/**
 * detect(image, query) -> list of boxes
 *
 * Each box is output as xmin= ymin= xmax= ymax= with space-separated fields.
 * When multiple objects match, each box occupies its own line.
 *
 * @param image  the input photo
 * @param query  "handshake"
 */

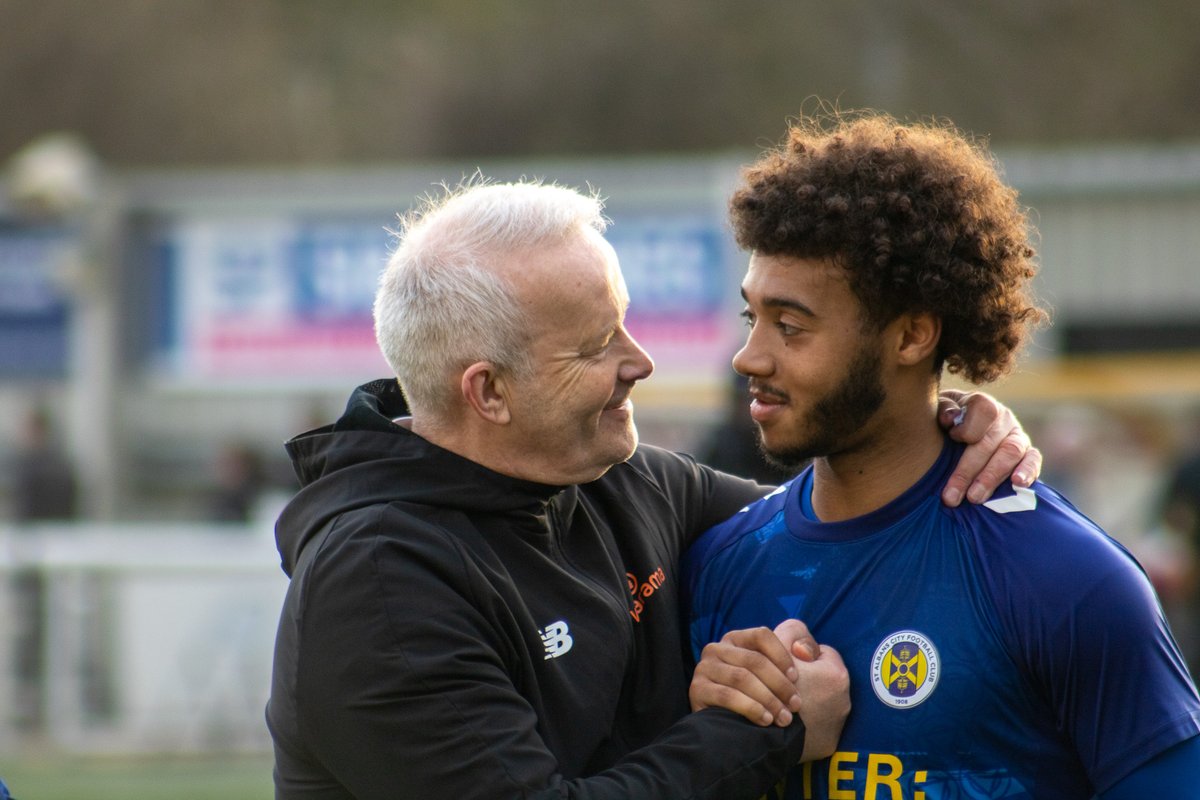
xmin=689 ymin=620 xmax=851 ymax=764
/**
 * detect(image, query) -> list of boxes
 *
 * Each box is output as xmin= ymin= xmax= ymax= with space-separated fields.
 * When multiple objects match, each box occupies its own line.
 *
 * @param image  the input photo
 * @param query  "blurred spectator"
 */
xmin=1025 ymin=405 xmax=1095 ymax=503
xmin=7 ymin=404 xmax=78 ymax=523
xmin=1161 ymin=444 xmax=1200 ymax=550
xmin=5 ymin=403 xmax=80 ymax=734
xmin=205 ymin=441 xmax=268 ymax=523
xmin=1154 ymin=414 xmax=1200 ymax=669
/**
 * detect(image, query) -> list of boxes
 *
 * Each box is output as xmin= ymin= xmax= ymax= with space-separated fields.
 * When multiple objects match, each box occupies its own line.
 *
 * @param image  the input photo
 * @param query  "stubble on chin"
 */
xmin=758 ymin=347 xmax=886 ymax=472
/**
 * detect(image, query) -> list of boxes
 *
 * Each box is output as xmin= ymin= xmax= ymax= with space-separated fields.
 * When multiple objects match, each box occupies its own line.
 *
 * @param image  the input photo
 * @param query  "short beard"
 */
xmin=761 ymin=344 xmax=887 ymax=472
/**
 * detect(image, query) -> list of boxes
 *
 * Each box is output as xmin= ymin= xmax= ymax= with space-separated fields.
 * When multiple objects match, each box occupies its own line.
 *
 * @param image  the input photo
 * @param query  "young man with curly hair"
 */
xmin=683 ymin=113 xmax=1200 ymax=797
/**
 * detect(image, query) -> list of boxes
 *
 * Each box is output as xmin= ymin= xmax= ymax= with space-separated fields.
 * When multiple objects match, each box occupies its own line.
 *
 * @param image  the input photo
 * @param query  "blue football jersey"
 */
xmin=684 ymin=439 xmax=1200 ymax=798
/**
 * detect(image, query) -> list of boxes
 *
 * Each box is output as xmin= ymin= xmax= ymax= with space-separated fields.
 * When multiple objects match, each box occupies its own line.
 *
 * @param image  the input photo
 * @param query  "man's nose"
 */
xmin=618 ymin=327 xmax=654 ymax=382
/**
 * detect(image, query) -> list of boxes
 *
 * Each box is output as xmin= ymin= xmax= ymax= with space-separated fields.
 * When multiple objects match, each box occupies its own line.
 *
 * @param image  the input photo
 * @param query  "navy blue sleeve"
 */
xmin=968 ymin=483 xmax=1200 ymax=791
xmin=1098 ymin=735 xmax=1200 ymax=799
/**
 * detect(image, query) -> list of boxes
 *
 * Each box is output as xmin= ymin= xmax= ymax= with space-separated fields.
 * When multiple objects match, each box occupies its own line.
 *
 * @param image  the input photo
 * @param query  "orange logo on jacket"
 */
xmin=626 ymin=566 xmax=666 ymax=622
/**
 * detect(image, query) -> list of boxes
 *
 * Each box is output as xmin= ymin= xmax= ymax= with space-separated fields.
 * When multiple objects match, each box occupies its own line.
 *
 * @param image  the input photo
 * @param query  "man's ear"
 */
xmin=461 ymin=362 xmax=512 ymax=425
xmin=895 ymin=312 xmax=942 ymax=366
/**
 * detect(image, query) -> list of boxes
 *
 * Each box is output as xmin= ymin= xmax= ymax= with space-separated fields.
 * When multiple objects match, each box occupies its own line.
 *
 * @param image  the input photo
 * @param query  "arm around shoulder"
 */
xmin=627 ymin=445 xmax=773 ymax=542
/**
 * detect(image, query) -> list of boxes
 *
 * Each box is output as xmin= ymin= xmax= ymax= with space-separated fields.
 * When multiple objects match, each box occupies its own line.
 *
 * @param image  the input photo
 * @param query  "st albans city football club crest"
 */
xmin=871 ymin=630 xmax=940 ymax=709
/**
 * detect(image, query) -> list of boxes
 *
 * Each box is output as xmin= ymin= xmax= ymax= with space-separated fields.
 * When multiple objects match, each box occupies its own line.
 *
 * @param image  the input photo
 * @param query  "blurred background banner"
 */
xmin=0 ymin=224 xmax=71 ymax=378
xmin=153 ymin=216 xmax=391 ymax=382
xmin=147 ymin=208 xmax=738 ymax=385
xmin=608 ymin=213 xmax=738 ymax=379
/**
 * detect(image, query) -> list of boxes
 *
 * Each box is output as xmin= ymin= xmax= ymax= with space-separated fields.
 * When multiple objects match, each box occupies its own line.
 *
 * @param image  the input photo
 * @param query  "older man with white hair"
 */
xmin=266 ymin=179 xmax=1037 ymax=799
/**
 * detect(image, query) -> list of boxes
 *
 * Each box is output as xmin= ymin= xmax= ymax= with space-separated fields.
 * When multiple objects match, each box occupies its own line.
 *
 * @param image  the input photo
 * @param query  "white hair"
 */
xmin=374 ymin=178 xmax=609 ymax=417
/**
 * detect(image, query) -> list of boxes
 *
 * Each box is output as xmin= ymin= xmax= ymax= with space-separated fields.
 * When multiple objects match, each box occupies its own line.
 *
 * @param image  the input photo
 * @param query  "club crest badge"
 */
xmin=871 ymin=630 xmax=940 ymax=709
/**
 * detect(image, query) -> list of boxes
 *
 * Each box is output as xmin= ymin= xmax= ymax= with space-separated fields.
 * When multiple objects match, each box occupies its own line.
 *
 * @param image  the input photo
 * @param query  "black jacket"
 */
xmin=267 ymin=380 xmax=805 ymax=799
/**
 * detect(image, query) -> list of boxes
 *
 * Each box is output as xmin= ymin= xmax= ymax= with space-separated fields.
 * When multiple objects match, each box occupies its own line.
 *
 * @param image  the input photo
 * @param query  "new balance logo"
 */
xmin=539 ymin=620 xmax=574 ymax=660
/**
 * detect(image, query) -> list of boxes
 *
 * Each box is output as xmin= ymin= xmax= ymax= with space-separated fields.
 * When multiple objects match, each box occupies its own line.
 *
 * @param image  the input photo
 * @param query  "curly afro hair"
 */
xmin=730 ymin=111 xmax=1048 ymax=384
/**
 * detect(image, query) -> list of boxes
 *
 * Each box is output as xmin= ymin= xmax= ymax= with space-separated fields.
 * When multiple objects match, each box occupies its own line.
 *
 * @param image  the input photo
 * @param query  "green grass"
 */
xmin=0 ymin=753 xmax=274 ymax=800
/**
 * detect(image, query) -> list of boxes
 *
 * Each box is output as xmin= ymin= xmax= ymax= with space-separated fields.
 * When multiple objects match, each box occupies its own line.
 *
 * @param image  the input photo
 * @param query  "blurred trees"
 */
xmin=1 ymin=0 xmax=1197 ymax=167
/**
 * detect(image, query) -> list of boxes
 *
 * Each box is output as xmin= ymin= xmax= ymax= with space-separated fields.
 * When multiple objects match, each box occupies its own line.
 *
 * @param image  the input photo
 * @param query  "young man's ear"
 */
xmin=461 ymin=362 xmax=512 ymax=424
xmin=895 ymin=312 xmax=942 ymax=366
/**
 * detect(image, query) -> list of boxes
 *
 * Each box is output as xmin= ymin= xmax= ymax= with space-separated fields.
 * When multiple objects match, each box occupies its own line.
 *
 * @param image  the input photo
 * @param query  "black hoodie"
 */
xmin=267 ymin=380 xmax=807 ymax=799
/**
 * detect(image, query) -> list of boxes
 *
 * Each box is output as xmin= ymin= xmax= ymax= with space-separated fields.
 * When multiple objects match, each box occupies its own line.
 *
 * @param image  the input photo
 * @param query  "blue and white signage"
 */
xmin=0 ymin=225 xmax=72 ymax=378
xmin=158 ymin=217 xmax=392 ymax=380
xmin=154 ymin=213 xmax=739 ymax=384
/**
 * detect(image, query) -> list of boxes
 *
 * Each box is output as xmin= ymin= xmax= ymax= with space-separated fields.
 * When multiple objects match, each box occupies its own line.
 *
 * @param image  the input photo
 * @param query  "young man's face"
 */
xmin=503 ymin=228 xmax=655 ymax=485
xmin=732 ymin=253 xmax=887 ymax=471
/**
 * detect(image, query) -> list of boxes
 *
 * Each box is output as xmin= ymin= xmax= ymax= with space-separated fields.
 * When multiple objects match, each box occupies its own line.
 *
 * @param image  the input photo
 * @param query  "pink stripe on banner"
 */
xmin=193 ymin=322 xmax=387 ymax=377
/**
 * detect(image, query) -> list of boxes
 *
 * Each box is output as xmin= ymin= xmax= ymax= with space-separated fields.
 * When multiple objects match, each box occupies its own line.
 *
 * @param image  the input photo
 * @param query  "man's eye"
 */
xmin=584 ymin=338 xmax=613 ymax=357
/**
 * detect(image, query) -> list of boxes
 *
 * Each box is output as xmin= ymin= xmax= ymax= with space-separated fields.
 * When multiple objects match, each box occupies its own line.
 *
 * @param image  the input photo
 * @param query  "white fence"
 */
xmin=0 ymin=522 xmax=287 ymax=755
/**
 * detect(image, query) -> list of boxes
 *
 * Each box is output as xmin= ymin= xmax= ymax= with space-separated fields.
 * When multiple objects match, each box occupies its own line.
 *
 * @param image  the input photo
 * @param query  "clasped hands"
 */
xmin=689 ymin=620 xmax=850 ymax=763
